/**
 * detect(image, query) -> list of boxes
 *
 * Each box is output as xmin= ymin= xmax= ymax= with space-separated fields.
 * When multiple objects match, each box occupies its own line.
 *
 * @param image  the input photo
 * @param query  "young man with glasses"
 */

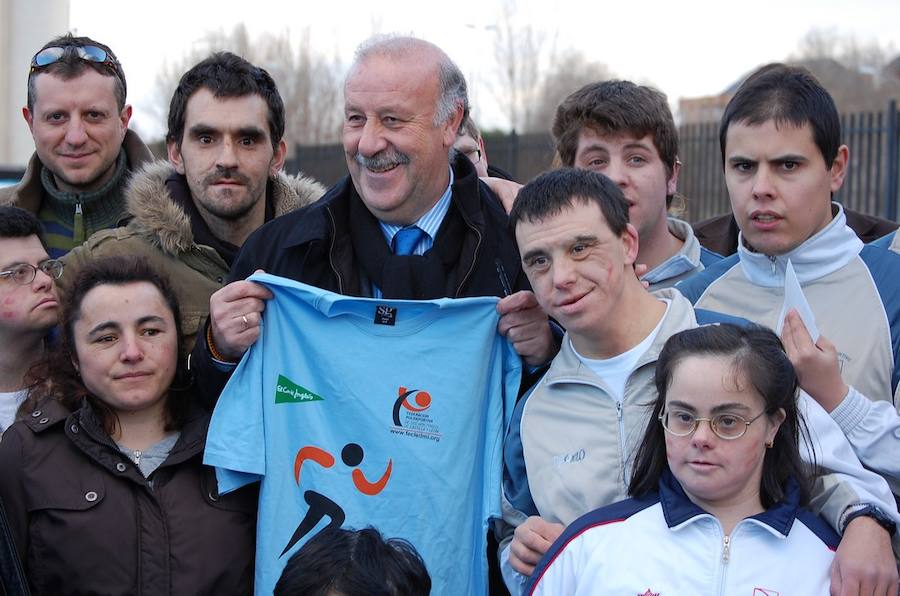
xmin=499 ymin=168 xmax=900 ymax=595
xmin=0 ymin=34 xmax=152 ymax=258
xmin=0 ymin=207 xmax=62 ymax=438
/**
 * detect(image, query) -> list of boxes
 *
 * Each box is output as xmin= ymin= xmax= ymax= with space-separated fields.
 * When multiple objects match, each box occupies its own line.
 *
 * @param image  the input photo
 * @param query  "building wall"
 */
xmin=1 ymin=0 xmax=70 ymax=167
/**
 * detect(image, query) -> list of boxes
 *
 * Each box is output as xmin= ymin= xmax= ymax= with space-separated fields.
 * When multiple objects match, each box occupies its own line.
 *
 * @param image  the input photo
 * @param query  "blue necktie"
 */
xmin=392 ymin=226 xmax=426 ymax=255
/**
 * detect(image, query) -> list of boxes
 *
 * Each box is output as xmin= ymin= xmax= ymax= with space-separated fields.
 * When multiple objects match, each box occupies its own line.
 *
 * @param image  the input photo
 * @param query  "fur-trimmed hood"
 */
xmin=123 ymin=160 xmax=325 ymax=255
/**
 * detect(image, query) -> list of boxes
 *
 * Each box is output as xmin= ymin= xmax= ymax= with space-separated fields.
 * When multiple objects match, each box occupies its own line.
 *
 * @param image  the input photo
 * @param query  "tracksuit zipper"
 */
xmin=717 ymin=533 xmax=730 ymax=595
xmin=768 ymin=255 xmax=777 ymax=276
xmin=616 ymin=401 xmax=626 ymax=473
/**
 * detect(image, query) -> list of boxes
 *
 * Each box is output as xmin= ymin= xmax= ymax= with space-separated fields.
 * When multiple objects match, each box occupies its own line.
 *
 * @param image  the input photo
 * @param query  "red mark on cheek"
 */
xmin=2 ymin=297 xmax=14 ymax=305
xmin=1 ymin=311 xmax=15 ymax=319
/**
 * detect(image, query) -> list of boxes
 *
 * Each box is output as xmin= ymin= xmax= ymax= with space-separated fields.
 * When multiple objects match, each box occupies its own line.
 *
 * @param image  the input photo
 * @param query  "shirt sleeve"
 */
xmin=203 ymin=320 xmax=268 ymax=494
xmin=798 ymin=390 xmax=900 ymax=531
xmin=830 ymin=386 xmax=900 ymax=489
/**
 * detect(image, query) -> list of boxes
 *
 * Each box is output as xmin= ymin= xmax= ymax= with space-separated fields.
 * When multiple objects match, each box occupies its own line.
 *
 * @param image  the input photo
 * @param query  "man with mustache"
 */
xmin=191 ymin=35 xmax=556 ymax=402
xmin=61 ymin=52 xmax=324 ymax=349
xmin=0 ymin=34 xmax=153 ymax=258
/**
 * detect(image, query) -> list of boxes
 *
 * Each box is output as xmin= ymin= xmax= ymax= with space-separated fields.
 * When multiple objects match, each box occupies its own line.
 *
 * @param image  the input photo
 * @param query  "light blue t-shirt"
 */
xmin=204 ymin=274 xmax=521 ymax=596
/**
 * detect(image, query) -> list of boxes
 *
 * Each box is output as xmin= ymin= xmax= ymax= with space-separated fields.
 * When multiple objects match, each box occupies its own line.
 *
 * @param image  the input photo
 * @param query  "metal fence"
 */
xmin=288 ymin=100 xmax=900 ymax=223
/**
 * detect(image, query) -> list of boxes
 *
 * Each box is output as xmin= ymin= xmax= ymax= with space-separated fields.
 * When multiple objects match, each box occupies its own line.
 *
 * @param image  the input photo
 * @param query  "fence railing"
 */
xmin=288 ymin=100 xmax=900 ymax=223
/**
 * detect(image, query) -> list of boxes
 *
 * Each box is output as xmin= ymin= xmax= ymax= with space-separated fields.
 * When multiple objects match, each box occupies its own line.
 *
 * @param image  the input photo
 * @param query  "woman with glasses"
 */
xmin=0 ymin=256 xmax=256 ymax=595
xmin=527 ymin=324 xmax=835 ymax=595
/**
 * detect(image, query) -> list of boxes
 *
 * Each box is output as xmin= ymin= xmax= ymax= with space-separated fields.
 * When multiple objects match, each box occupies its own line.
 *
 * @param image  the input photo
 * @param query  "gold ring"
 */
xmin=242 ymin=314 xmax=249 ymax=327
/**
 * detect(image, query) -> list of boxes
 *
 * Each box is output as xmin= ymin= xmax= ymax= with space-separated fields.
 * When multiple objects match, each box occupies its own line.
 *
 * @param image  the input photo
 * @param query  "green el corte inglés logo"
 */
xmin=275 ymin=375 xmax=324 ymax=404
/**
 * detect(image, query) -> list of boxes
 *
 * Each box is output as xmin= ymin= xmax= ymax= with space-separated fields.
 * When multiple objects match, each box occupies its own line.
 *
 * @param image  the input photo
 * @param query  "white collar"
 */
xmin=737 ymin=203 xmax=863 ymax=288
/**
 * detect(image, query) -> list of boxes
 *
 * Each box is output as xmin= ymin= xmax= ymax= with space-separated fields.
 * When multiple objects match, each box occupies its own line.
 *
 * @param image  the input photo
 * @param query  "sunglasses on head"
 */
xmin=30 ymin=44 xmax=120 ymax=74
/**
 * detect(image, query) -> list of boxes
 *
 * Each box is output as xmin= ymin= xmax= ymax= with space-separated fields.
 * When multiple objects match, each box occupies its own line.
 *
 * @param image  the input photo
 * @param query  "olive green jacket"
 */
xmin=61 ymin=161 xmax=325 ymax=349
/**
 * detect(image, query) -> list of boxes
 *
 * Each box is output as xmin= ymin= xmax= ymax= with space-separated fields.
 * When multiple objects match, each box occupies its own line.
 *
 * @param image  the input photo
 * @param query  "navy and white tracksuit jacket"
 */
xmin=528 ymin=471 xmax=837 ymax=596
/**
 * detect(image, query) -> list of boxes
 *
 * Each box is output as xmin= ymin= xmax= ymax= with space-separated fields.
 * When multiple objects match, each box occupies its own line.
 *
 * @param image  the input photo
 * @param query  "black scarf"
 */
xmin=347 ymin=191 xmax=473 ymax=300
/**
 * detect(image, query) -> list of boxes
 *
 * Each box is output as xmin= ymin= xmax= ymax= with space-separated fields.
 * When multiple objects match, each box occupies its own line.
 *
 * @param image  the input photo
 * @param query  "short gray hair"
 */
xmin=350 ymin=35 xmax=469 ymax=127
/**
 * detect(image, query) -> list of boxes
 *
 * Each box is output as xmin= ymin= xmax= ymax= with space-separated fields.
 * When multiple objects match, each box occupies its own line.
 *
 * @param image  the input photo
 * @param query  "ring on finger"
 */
xmin=242 ymin=314 xmax=249 ymax=328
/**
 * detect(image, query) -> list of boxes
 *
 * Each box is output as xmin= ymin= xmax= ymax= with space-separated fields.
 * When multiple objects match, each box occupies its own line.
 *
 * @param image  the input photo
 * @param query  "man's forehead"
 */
xmin=0 ymin=236 xmax=49 ymax=268
xmin=32 ymin=69 xmax=118 ymax=105
xmin=184 ymin=89 xmax=270 ymax=131
xmin=345 ymin=53 xmax=439 ymax=97
xmin=517 ymin=200 xmax=613 ymax=241
xmin=577 ymin=128 xmax=657 ymax=151
xmin=724 ymin=118 xmax=818 ymax=155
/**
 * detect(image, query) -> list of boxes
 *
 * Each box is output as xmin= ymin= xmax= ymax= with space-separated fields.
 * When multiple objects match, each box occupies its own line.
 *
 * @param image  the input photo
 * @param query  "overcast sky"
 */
xmin=68 ymin=0 xmax=900 ymax=140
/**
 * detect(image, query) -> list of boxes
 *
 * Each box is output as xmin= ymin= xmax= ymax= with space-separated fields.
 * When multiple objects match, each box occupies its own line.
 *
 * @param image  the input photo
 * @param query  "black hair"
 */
xmin=509 ymin=167 xmax=629 ymax=236
xmin=629 ymin=324 xmax=813 ymax=509
xmin=274 ymin=527 xmax=431 ymax=596
xmin=27 ymin=33 xmax=126 ymax=112
xmin=719 ymin=63 xmax=841 ymax=167
xmin=167 ymin=51 xmax=285 ymax=149
xmin=0 ymin=206 xmax=47 ymax=249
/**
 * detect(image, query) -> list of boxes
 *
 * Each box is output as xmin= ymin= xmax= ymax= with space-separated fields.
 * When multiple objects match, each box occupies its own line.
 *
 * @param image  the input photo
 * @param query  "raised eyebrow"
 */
xmin=137 ymin=315 xmax=168 ymax=327
xmin=711 ymin=403 xmax=753 ymax=414
xmin=188 ymin=124 xmax=218 ymax=138
xmin=572 ymin=234 xmax=598 ymax=244
xmin=771 ymin=154 xmax=808 ymax=164
xmin=236 ymin=127 xmax=265 ymax=140
xmin=666 ymin=400 xmax=697 ymax=412
xmin=578 ymin=143 xmax=609 ymax=156
xmin=87 ymin=321 xmax=121 ymax=337
xmin=622 ymin=142 xmax=654 ymax=153
xmin=667 ymin=401 xmax=752 ymax=414
xmin=521 ymin=248 xmax=548 ymax=263
xmin=727 ymin=155 xmax=756 ymax=165
xmin=88 ymin=315 xmax=167 ymax=337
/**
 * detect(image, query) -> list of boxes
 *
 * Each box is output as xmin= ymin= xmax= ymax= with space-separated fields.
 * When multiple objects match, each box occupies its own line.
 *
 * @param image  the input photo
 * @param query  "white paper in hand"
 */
xmin=774 ymin=259 xmax=820 ymax=342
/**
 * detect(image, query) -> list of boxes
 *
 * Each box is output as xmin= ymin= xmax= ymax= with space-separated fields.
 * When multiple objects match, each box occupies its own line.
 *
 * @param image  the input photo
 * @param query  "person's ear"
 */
xmin=667 ymin=158 xmax=681 ymax=195
xmin=829 ymin=145 xmax=849 ymax=193
xmin=270 ymin=140 xmax=287 ymax=175
xmin=167 ymin=139 xmax=185 ymax=176
xmin=23 ymin=106 xmax=35 ymax=134
xmin=766 ymin=408 xmax=787 ymax=445
xmin=621 ymin=223 xmax=640 ymax=266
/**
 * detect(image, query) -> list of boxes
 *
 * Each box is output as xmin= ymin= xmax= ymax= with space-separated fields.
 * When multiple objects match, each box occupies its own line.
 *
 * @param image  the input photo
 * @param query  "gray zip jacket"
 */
xmin=500 ymin=289 xmax=900 ymax=594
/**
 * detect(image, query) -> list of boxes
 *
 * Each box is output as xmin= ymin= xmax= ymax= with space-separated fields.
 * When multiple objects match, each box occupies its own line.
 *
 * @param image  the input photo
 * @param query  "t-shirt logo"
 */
xmin=389 ymin=386 xmax=442 ymax=442
xmin=280 ymin=442 xmax=393 ymax=557
xmin=275 ymin=374 xmax=325 ymax=404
